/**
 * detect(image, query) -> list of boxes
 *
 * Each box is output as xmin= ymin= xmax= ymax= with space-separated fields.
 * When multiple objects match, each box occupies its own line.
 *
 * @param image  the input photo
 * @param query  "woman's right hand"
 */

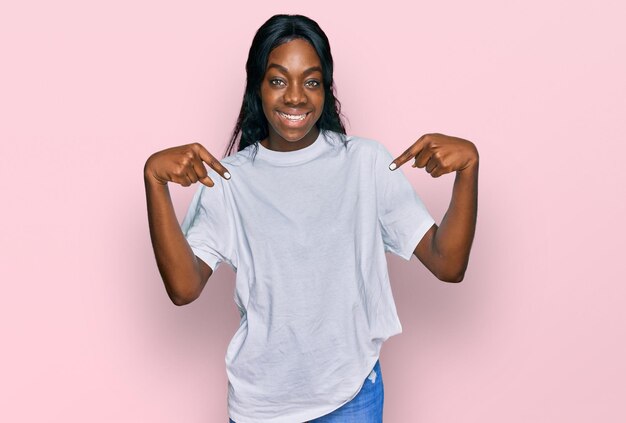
xmin=143 ymin=142 xmax=226 ymax=304
xmin=144 ymin=143 xmax=231 ymax=187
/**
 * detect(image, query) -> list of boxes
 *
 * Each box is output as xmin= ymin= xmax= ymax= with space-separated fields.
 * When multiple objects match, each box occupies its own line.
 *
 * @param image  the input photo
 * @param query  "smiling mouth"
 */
xmin=278 ymin=111 xmax=308 ymax=121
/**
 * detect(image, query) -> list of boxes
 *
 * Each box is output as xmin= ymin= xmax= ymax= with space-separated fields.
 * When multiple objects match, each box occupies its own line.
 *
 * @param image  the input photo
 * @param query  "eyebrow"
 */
xmin=267 ymin=63 xmax=323 ymax=75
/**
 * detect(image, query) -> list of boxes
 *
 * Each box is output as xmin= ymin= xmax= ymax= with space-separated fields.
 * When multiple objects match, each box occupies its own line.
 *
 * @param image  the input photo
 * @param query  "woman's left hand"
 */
xmin=389 ymin=133 xmax=479 ymax=177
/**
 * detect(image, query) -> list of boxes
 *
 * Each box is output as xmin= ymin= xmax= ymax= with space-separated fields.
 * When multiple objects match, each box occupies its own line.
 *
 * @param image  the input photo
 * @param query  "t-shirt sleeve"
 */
xmin=375 ymin=142 xmax=436 ymax=260
xmin=180 ymin=172 xmax=236 ymax=273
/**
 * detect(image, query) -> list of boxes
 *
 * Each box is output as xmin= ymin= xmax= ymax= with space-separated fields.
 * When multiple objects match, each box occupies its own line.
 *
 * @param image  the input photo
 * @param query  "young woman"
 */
xmin=144 ymin=14 xmax=478 ymax=423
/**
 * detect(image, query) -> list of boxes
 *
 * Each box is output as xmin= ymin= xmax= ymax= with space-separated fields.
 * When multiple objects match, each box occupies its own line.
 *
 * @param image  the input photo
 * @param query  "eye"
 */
xmin=305 ymin=80 xmax=320 ymax=88
xmin=269 ymin=78 xmax=286 ymax=87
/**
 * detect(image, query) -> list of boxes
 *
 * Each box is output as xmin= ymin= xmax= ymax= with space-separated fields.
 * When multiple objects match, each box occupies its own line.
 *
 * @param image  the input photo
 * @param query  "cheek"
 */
xmin=260 ymin=92 xmax=273 ymax=118
xmin=259 ymin=83 xmax=271 ymax=105
xmin=315 ymin=93 xmax=325 ymax=116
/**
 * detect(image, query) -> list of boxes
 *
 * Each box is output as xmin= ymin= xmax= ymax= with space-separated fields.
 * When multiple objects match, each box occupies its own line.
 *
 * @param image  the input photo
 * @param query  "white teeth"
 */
xmin=279 ymin=112 xmax=307 ymax=121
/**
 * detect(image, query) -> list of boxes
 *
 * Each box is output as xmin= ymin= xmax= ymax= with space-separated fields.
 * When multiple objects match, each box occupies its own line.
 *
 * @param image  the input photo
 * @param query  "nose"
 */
xmin=283 ymin=83 xmax=307 ymax=106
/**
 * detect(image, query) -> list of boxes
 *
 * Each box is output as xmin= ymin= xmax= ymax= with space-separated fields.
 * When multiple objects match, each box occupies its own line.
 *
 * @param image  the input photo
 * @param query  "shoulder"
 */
xmin=322 ymin=131 xmax=386 ymax=154
xmin=341 ymin=133 xmax=391 ymax=161
xmin=219 ymin=144 xmax=258 ymax=167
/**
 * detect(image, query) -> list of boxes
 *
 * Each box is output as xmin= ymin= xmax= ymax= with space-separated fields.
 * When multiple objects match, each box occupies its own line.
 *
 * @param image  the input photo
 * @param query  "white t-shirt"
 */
xmin=181 ymin=130 xmax=435 ymax=423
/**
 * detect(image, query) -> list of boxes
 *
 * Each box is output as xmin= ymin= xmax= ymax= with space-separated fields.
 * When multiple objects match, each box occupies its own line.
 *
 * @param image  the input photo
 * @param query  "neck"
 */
xmin=261 ymin=127 xmax=320 ymax=152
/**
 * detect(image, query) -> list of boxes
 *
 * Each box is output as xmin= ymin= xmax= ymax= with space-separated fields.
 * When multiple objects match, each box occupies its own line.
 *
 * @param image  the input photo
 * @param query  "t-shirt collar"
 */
xmin=255 ymin=130 xmax=326 ymax=166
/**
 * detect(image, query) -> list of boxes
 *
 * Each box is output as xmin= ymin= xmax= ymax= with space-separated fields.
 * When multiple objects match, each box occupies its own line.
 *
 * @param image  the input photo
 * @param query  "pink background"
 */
xmin=1 ymin=0 xmax=624 ymax=421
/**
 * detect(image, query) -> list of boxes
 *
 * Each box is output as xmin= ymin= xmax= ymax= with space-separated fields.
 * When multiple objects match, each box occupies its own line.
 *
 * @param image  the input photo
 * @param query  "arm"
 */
xmin=144 ymin=176 xmax=212 ymax=305
xmin=390 ymin=133 xmax=479 ymax=283
xmin=143 ymin=143 xmax=231 ymax=305
xmin=414 ymin=162 xmax=478 ymax=282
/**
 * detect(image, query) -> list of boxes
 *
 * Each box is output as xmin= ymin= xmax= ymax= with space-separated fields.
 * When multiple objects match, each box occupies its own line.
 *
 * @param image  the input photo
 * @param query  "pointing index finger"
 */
xmin=195 ymin=143 xmax=231 ymax=180
xmin=388 ymin=135 xmax=427 ymax=171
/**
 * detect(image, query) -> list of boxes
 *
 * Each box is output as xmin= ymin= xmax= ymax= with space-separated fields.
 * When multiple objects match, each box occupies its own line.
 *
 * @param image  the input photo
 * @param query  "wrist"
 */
xmin=144 ymin=169 xmax=168 ymax=188
xmin=143 ymin=159 xmax=168 ymax=187
xmin=459 ymin=159 xmax=478 ymax=173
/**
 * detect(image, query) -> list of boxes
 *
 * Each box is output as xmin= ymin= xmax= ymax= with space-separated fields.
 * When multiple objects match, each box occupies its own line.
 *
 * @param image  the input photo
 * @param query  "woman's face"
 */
xmin=260 ymin=38 xmax=325 ymax=151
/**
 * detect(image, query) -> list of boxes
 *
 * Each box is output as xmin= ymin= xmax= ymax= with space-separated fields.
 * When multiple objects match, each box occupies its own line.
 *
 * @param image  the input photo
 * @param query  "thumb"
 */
xmin=198 ymin=174 xmax=215 ymax=188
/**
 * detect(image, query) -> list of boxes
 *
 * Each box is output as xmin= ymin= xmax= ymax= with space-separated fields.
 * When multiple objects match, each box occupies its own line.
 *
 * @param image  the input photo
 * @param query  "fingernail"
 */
xmin=388 ymin=163 xmax=396 ymax=170
xmin=224 ymin=172 xmax=231 ymax=179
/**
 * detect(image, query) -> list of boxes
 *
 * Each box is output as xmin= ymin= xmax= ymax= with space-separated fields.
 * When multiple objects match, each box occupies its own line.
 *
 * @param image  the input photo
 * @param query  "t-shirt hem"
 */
xmin=191 ymin=247 xmax=221 ymax=273
xmin=227 ymin=355 xmax=382 ymax=423
xmin=399 ymin=217 xmax=436 ymax=261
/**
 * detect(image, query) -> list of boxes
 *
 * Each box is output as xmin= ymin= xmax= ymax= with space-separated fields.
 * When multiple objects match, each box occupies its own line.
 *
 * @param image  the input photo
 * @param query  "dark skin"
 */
xmin=259 ymin=38 xmax=325 ymax=151
xmin=144 ymin=39 xmax=478 ymax=306
xmin=391 ymin=133 xmax=479 ymax=282
xmin=144 ymin=143 xmax=227 ymax=305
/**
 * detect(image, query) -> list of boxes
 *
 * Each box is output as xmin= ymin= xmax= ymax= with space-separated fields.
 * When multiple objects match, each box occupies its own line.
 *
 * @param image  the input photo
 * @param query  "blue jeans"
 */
xmin=229 ymin=359 xmax=384 ymax=422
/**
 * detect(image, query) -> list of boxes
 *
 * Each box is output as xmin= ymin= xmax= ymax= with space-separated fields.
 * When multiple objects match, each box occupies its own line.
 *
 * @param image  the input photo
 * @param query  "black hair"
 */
xmin=223 ymin=14 xmax=347 ymax=159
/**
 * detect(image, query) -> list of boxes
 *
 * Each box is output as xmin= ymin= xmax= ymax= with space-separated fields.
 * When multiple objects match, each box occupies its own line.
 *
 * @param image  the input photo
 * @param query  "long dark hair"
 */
xmin=223 ymin=14 xmax=347 ymax=159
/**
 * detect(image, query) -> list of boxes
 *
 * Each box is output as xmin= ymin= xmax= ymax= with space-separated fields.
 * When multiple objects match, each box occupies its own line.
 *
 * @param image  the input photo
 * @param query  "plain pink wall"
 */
xmin=1 ymin=0 xmax=624 ymax=421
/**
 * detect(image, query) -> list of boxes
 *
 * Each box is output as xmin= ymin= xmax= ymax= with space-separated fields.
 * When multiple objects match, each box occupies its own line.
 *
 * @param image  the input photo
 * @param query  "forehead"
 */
xmin=266 ymin=38 xmax=322 ymax=72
